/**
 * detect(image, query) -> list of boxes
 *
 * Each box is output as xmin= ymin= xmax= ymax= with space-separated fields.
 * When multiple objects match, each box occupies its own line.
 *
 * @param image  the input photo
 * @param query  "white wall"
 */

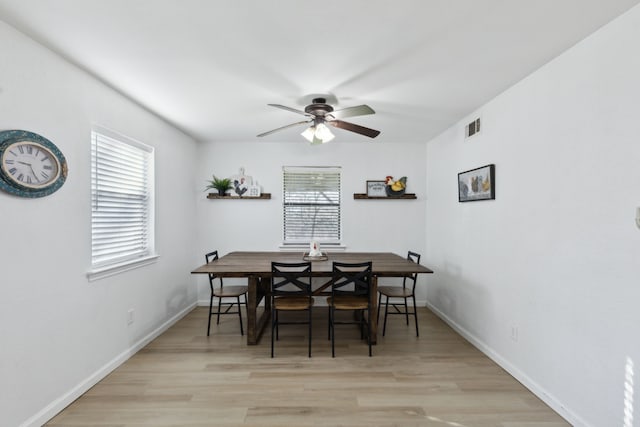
xmin=0 ymin=22 xmax=199 ymax=427
xmin=426 ymin=5 xmax=640 ymax=426
xmin=194 ymin=141 xmax=428 ymax=302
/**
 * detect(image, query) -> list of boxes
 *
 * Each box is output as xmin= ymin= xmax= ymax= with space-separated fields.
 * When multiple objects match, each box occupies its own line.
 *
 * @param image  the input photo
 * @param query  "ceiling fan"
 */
xmin=257 ymin=97 xmax=380 ymax=144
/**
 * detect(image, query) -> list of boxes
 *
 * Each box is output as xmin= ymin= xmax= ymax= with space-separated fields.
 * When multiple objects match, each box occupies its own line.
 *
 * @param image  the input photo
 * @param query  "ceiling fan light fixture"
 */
xmin=314 ymin=123 xmax=334 ymax=142
xmin=301 ymin=126 xmax=316 ymax=143
xmin=301 ymin=122 xmax=334 ymax=144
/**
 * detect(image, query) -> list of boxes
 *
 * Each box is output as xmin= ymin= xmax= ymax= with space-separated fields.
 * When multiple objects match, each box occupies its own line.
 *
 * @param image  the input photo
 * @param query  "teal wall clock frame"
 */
xmin=0 ymin=129 xmax=68 ymax=198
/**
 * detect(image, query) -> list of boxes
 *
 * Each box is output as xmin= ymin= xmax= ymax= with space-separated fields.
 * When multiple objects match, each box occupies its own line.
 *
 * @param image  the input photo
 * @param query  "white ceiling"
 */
xmin=1 ymin=0 xmax=639 ymax=143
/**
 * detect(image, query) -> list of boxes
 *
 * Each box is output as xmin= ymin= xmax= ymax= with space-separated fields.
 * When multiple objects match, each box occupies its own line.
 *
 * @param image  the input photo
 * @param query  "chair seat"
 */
xmin=328 ymin=295 xmax=369 ymax=310
xmin=214 ymin=285 xmax=248 ymax=297
xmin=378 ymin=286 xmax=413 ymax=298
xmin=274 ymin=296 xmax=315 ymax=310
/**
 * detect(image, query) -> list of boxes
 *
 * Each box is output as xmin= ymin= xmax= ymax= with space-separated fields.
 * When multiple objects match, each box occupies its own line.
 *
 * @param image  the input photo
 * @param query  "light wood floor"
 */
xmin=47 ymin=306 xmax=569 ymax=426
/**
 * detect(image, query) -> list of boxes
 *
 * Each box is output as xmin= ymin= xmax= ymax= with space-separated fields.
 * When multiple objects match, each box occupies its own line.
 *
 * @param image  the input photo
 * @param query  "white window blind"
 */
xmin=91 ymin=127 xmax=154 ymax=269
xmin=283 ymin=166 xmax=341 ymax=244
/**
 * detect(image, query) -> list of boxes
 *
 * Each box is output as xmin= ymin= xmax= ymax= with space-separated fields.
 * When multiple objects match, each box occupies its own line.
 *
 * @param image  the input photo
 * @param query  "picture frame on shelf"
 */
xmin=458 ymin=164 xmax=495 ymax=202
xmin=366 ymin=180 xmax=387 ymax=197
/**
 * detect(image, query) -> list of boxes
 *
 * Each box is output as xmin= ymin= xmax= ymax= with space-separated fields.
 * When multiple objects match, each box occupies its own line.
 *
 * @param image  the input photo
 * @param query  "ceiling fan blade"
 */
xmin=327 ymin=120 xmax=380 ymax=138
xmin=267 ymin=104 xmax=311 ymax=116
xmin=257 ymin=120 xmax=311 ymax=137
xmin=328 ymin=104 xmax=375 ymax=119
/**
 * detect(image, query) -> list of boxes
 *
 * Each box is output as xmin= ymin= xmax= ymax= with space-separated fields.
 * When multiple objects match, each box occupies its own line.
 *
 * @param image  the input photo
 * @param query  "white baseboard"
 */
xmin=426 ymin=302 xmax=589 ymax=427
xmin=22 ymin=302 xmax=197 ymax=427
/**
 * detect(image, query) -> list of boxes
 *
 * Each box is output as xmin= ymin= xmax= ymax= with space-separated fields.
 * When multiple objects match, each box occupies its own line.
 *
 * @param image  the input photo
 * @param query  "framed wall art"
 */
xmin=366 ymin=180 xmax=387 ymax=197
xmin=458 ymin=164 xmax=495 ymax=202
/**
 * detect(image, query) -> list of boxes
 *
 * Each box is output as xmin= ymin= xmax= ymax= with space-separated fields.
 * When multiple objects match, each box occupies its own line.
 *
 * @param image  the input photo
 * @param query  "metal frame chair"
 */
xmin=270 ymin=261 xmax=314 ymax=357
xmin=377 ymin=251 xmax=421 ymax=337
xmin=205 ymin=250 xmax=247 ymax=336
xmin=328 ymin=261 xmax=373 ymax=357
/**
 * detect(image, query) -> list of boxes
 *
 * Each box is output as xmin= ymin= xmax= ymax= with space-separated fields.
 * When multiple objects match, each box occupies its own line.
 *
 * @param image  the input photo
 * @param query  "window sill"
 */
xmin=87 ymin=254 xmax=159 ymax=282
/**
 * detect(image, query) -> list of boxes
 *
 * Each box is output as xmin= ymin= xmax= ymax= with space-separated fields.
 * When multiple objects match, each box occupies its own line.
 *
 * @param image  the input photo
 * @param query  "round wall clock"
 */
xmin=0 ymin=130 xmax=68 ymax=198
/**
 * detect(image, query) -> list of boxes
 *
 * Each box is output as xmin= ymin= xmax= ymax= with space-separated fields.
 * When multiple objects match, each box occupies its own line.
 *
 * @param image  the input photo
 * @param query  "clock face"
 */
xmin=1 ymin=141 xmax=61 ymax=189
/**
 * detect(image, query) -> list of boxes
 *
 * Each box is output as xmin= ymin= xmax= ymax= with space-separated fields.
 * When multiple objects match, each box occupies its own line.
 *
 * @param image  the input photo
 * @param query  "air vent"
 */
xmin=465 ymin=118 xmax=481 ymax=138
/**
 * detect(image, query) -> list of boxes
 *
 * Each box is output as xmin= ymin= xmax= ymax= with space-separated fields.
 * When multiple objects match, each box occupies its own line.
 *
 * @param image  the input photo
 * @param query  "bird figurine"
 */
xmin=385 ymin=176 xmax=407 ymax=195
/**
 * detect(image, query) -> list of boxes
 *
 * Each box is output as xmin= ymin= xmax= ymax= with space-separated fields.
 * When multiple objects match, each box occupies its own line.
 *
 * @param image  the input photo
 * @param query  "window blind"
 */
xmin=283 ymin=166 xmax=341 ymax=244
xmin=91 ymin=128 xmax=154 ymax=268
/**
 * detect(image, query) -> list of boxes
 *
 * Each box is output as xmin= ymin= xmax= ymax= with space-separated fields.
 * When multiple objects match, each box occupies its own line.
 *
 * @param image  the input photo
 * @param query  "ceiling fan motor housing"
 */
xmin=305 ymin=97 xmax=334 ymax=116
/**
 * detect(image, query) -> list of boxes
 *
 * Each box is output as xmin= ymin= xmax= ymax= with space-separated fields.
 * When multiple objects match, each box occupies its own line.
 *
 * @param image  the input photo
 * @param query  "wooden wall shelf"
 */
xmin=353 ymin=193 xmax=417 ymax=200
xmin=207 ymin=193 xmax=271 ymax=199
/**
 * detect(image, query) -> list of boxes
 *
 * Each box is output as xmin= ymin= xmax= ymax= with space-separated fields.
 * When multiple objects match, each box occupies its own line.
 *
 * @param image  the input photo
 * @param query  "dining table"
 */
xmin=191 ymin=251 xmax=434 ymax=345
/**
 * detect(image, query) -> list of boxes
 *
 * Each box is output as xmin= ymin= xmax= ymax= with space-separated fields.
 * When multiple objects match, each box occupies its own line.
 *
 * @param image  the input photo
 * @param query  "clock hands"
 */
xmin=17 ymin=160 xmax=41 ymax=182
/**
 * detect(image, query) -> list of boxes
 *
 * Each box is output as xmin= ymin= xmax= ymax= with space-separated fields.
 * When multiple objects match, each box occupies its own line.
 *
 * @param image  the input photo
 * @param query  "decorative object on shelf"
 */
xmin=0 ymin=129 xmax=68 ymax=198
xmin=229 ymin=167 xmax=252 ymax=197
xmin=385 ymin=176 xmax=407 ymax=197
xmin=366 ymin=180 xmax=387 ymax=197
xmin=458 ymin=164 xmax=495 ymax=202
xmin=205 ymin=175 xmax=232 ymax=196
xmin=247 ymin=180 xmax=261 ymax=197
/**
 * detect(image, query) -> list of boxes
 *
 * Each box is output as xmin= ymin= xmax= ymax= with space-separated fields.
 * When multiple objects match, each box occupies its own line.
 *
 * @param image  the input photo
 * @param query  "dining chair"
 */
xmin=270 ymin=261 xmax=314 ymax=357
xmin=327 ymin=261 xmax=373 ymax=357
xmin=205 ymin=250 xmax=248 ymax=336
xmin=377 ymin=251 xmax=421 ymax=337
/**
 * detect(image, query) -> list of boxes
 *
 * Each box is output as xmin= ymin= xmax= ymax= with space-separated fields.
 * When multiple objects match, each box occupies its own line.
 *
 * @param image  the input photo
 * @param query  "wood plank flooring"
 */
xmin=47 ymin=307 xmax=569 ymax=426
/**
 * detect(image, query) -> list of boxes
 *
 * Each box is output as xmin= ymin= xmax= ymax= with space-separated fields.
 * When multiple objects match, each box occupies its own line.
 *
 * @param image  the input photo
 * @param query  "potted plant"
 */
xmin=205 ymin=175 xmax=232 ymax=196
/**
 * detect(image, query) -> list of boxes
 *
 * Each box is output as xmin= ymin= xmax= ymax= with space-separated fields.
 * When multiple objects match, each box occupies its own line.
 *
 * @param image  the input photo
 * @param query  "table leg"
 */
xmin=247 ymin=275 xmax=271 ymax=345
xmin=370 ymin=275 xmax=378 ymax=345
xmin=247 ymin=276 xmax=258 ymax=345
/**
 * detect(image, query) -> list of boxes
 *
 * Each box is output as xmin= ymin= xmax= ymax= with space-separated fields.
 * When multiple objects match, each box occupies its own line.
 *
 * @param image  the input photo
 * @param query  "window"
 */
xmin=90 ymin=127 xmax=155 ymax=275
xmin=282 ymin=166 xmax=341 ymax=245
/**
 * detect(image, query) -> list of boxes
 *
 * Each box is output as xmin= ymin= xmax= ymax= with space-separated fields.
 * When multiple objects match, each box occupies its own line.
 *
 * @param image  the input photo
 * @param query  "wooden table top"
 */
xmin=191 ymin=251 xmax=434 ymax=277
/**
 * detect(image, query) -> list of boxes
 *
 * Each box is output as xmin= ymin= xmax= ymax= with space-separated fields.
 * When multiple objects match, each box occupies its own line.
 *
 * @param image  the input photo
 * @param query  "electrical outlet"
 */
xmin=127 ymin=309 xmax=134 ymax=325
xmin=511 ymin=326 xmax=518 ymax=342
